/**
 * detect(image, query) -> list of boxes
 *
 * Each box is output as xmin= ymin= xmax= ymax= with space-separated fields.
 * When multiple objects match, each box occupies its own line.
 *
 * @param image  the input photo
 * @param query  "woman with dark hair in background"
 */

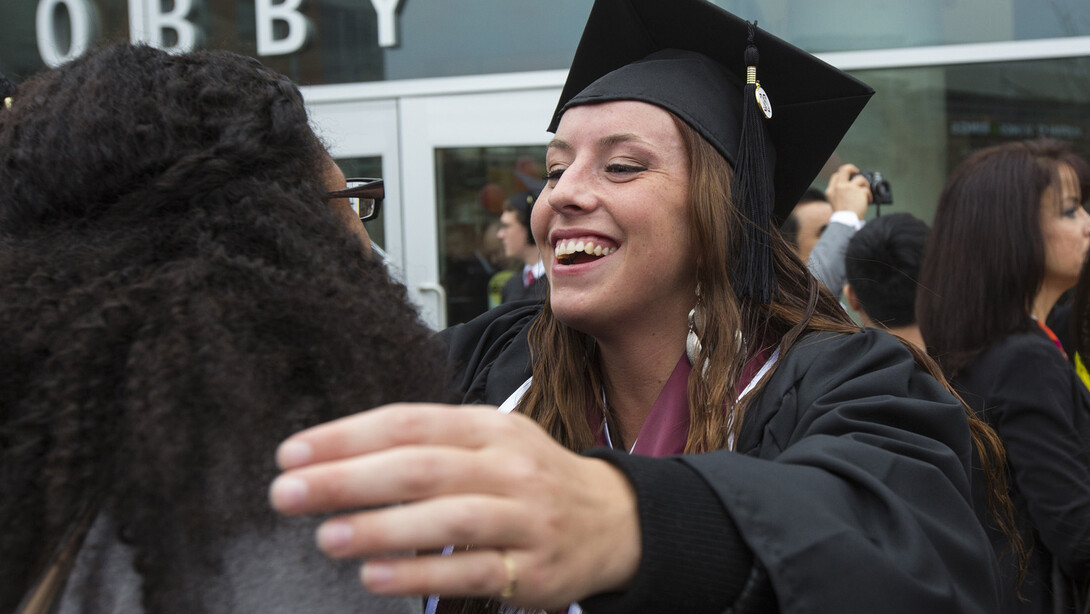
xmin=0 ymin=44 xmax=449 ymax=613
xmin=918 ymin=139 xmax=1090 ymax=613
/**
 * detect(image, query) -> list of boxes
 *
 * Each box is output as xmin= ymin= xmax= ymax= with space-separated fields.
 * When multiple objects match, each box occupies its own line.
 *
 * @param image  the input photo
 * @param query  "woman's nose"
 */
xmin=543 ymin=164 xmax=598 ymax=215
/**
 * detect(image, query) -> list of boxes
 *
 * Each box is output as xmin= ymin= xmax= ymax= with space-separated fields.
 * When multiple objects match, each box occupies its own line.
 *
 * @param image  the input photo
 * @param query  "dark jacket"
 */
xmin=441 ymin=303 xmax=1003 ymax=613
xmin=500 ymin=270 xmax=547 ymax=304
xmin=955 ymin=328 xmax=1090 ymax=614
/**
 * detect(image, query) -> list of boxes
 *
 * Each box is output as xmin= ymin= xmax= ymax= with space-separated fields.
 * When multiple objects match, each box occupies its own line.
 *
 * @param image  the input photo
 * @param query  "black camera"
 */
xmin=851 ymin=170 xmax=893 ymax=205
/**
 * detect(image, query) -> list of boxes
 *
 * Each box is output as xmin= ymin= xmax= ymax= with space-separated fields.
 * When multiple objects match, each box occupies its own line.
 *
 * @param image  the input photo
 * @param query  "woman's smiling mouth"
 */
xmin=554 ymin=238 xmax=618 ymax=265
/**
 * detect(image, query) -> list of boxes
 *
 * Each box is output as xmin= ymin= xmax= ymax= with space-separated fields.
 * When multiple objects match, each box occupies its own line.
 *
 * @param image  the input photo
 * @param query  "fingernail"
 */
xmin=361 ymin=561 xmax=394 ymax=589
xmin=277 ymin=440 xmax=313 ymax=469
xmin=269 ymin=476 xmax=308 ymax=511
xmin=317 ymin=521 xmax=354 ymax=553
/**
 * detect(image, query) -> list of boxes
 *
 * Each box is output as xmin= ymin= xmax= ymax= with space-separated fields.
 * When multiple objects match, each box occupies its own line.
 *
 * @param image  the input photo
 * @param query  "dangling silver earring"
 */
xmin=686 ymin=285 xmax=708 ymax=377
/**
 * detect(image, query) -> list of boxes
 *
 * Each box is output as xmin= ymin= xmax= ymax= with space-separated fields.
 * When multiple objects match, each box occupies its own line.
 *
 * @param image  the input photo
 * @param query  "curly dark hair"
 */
xmin=0 ymin=44 xmax=453 ymax=611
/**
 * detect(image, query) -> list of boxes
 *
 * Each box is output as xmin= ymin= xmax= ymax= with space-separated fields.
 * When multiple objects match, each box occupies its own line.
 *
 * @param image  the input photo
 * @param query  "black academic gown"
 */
xmin=954 ymin=329 xmax=1090 ymax=614
xmin=440 ymin=303 xmax=1003 ymax=613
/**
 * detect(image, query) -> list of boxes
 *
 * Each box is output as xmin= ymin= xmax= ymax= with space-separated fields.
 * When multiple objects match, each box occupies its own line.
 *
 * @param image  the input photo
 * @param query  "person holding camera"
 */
xmin=808 ymin=163 xmax=873 ymax=294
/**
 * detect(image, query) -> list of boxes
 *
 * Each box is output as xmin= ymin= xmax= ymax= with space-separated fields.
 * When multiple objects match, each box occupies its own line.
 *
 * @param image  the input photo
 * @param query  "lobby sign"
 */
xmin=34 ymin=0 xmax=403 ymax=67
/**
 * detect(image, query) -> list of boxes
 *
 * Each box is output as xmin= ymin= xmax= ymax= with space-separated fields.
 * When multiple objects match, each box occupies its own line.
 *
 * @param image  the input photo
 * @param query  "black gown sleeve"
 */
xmin=967 ymin=334 xmax=1090 ymax=581
xmin=679 ymin=330 xmax=1001 ymax=613
xmin=576 ymin=450 xmax=765 ymax=614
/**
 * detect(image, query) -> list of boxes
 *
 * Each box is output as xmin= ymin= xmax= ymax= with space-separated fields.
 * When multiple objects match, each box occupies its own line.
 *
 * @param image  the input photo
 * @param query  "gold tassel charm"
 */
xmin=747 ymin=60 xmax=772 ymax=119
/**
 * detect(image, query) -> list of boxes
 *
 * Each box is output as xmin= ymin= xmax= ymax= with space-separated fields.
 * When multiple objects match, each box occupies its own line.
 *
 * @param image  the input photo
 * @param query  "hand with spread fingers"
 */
xmin=268 ymin=403 xmax=641 ymax=611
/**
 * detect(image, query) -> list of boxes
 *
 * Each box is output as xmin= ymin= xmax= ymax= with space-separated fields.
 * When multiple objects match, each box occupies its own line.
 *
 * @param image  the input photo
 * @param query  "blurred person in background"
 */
xmin=843 ymin=212 xmax=929 ymax=351
xmin=808 ymin=163 xmax=872 ymax=295
xmin=918 ymin=138 xmax=1090 ymax=613
xmin=780 ymin=187 xmax=831 ymax=264
xmin=497 ymin=188 xmax=547 ymax=304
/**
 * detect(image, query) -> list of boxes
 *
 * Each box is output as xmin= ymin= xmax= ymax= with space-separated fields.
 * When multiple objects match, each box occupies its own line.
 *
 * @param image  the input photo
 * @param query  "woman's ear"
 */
xmin=843 ymin=284 xmax=864 ymax=315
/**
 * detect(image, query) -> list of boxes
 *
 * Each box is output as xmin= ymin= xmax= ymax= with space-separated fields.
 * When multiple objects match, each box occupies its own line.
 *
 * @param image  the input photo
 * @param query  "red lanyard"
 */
xmin=1036 ymin=318 xmax=1068 ymax=359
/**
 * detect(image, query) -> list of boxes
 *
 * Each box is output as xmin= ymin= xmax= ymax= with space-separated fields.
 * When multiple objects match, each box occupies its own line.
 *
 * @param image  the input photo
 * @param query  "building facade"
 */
xmin=3 ymin=0 xmax=1089 ymax=328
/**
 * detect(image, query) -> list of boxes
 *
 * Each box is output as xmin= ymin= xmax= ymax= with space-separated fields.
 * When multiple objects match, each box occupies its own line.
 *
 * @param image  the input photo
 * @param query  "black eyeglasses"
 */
xmin=325 ymin=177 xmax=384 ymax=222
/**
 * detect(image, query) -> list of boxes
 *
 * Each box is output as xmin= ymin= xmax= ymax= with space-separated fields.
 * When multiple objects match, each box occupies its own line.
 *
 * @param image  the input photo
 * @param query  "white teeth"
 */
xmin=554 ymin=238 xmax=617 ymax=259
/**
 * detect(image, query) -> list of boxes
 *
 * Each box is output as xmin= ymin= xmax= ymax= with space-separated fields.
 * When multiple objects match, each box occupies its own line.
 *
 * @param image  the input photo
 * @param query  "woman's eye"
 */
xmin=544 ymin=169 xmax=564 ymax=184
xmin=1063 ymin=206 xmax=1080 ymax=218
xmin=605 ymin=163 xmax=646 ymax=175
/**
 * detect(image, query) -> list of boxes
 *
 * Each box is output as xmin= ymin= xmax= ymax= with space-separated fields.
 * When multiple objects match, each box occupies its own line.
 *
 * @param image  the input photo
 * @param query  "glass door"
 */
xmin=399 ymin=86 xmax=560 ymax=329
xmin=433 ymin=145 xmax=546 ymax=325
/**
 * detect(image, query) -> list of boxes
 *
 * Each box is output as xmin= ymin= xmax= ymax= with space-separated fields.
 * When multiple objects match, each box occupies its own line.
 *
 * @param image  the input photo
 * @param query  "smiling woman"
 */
xmin=269 ymin=0 xmax=1013 ymax=612
xmin=536 ymin=101 xmax=697 ymax=352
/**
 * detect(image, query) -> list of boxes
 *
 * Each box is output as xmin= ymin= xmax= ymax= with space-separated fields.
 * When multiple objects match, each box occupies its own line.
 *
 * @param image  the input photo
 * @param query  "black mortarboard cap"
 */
xmin=547 ymin=0 xmax=874 ymax=302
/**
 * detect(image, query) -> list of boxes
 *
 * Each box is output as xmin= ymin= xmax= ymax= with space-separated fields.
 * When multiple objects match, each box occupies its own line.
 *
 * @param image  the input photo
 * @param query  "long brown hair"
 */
xmin=519 ymin=114 xmax=1023 ymax=571
xmin=918 ymin=139 xmax=1090 ymax=378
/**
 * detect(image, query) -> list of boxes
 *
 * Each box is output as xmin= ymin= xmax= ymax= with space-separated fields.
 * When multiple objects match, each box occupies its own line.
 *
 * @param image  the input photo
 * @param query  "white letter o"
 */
xmin=36 ymin=0 xmax=98 ymax=68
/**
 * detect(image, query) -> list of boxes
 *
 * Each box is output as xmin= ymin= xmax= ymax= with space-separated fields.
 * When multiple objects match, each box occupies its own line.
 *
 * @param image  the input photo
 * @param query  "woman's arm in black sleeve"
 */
xmin=577 ymin=450 xmax=766 ymax=614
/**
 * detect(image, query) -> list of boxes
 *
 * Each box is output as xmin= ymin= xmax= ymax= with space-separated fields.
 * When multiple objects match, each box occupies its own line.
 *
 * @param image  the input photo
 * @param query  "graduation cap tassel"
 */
xmin=731 ymin=22 xmax=776 ymax=303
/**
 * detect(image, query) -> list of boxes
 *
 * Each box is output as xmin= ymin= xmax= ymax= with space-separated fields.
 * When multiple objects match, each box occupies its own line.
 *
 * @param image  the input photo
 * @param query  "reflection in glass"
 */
xmin=821 ymin=57 xmax=1090 ymax=224
xmin=714 ymin=0 xmax=1090 ymax=52
xmin=436 ymin=146 xmax=545 ymax=326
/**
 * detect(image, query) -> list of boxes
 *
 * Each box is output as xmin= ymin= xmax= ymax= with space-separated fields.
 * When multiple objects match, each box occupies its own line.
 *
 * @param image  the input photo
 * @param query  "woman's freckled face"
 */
xmin=533 ymin=100 xmax=696 ymax=339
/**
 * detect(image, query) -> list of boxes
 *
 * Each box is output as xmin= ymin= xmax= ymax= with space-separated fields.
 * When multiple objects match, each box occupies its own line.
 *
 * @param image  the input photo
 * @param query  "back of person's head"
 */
xmin=0 ymin=44 xmax=452 ymax=612
xmin=845 ymin=213 xmax=929 ymax=328
xmin=0 ymin=43 xmax=328 ymax=237
xmin=917 ymin=139 xmax=1090 ymax=377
